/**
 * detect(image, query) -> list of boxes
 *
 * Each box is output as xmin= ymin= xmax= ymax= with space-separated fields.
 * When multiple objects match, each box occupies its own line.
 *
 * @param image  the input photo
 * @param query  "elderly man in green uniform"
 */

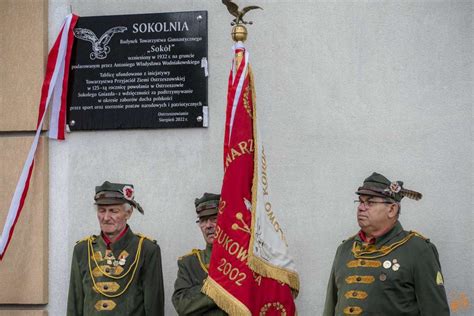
xmin=323 ymin=172 xmax=450 ymax=316
xmin=67 ymin=181 xmax=164 ymax=315
xmin=172 ymin=192 xmax=227 ymax=315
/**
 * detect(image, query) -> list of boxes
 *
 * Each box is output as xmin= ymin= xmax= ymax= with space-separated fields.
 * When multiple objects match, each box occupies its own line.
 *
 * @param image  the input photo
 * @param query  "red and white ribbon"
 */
xmin=225 ymin=42 xmax=249 ymax=145
xmin=0 ymin=14 xmax=78 ymax=260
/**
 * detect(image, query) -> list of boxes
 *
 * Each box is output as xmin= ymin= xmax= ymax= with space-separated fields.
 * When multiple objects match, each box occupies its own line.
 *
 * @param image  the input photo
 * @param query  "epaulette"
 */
xmin=136 ymin=233 xmax=157 ymax=243
xmin=410 ymin=231 xmax=430 ymax=242
xmin=76 ymin=235 xmax=95 ymax=244
xmin=178 ymin=248 xmax=201 ymax=260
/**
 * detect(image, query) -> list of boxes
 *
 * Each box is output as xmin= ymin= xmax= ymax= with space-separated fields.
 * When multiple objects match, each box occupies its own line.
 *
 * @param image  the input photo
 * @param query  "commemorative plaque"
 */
xmin=67 ymin=11 xmax=208 ymax=130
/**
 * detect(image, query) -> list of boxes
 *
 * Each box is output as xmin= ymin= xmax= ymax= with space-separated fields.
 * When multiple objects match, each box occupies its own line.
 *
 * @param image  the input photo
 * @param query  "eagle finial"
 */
xmin=222 ymin=0 xmax=263 ymax=26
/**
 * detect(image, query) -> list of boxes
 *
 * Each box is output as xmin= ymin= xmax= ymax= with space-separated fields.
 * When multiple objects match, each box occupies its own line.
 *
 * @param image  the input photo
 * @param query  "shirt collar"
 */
xmin=358 ymin=230 xmax=375 ymax=244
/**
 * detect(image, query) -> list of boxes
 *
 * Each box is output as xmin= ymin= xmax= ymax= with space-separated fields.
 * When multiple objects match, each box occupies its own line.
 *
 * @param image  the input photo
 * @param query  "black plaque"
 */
xmin=67 ymin=11 xmax=208 ymax=130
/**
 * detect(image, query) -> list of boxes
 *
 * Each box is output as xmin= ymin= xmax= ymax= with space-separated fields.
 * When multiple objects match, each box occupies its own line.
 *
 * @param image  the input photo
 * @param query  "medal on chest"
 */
xmin=382 ymin=258 xmax=401 ymax=271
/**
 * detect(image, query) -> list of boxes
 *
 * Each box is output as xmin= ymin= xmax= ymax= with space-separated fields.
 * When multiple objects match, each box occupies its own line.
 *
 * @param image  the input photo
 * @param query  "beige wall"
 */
xmin=0 ymin=0 xmax=48 ymax=131
xmin=0 ymin=137 xmax=48 ymax=304
xmin=0 ymin=0 xmax=48 ymax=314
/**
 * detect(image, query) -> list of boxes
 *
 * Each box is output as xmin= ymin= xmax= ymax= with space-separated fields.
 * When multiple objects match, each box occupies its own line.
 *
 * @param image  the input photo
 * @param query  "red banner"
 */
xmin=203 ymin=44 xmax=296 ymax=315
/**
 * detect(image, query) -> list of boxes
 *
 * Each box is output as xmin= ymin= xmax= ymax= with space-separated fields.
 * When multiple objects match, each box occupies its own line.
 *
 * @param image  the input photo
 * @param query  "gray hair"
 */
xmin=123 ymin=203 xmax=133 ymax=213
xmin=384 ymin=198 xmax=401 ymax=216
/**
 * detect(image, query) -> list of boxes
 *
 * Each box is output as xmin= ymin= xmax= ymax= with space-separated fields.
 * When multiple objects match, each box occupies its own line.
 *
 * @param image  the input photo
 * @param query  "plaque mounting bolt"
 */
xmin=70 ymin=120 xmax=76 ymax=126
xmin=196 ymin=15 xmax=203 ymax=22
xmin=196 ymin=116 xmax=203 ymax=122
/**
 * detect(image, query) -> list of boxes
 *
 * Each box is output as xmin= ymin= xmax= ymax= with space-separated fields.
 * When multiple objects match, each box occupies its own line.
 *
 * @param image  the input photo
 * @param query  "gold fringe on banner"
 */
xmin=202 ymin=277 xmax=251 ymax=316
xmin=247 ymin=65 xmax=300 ymax=294
xmin=247 ymin=255 xmax=300 ymax=292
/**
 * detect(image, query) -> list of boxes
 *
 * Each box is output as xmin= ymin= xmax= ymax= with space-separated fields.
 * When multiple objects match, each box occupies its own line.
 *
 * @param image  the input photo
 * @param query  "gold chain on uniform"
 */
xmin=87 ymin=236 xmax=145 ymax=298
xmin=351 ymin=232 xmax=419 ymax=259
xmin=89 ymin=237 xmax=142 ymax=280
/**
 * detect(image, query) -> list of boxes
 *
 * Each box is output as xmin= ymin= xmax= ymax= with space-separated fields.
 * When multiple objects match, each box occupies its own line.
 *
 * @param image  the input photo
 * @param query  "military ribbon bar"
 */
xmin=203 ymin=43 xmax=298 ymax=315
xmin=0 ymin=14 xmax=78 ymax=260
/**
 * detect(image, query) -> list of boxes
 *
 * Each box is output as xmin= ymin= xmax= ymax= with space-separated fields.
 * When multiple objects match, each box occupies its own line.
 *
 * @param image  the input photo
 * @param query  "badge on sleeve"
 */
xmin=436 ymin=271 xmax=444 ymax=285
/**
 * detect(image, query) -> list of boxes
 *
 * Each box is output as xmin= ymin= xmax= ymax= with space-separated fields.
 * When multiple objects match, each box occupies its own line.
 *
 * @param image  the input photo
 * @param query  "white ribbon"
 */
xmin=0 ymin=14 xmax=73 ymax=258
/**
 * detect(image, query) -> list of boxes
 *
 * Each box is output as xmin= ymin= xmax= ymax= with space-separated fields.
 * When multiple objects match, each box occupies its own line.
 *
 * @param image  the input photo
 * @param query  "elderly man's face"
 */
xmin=97 ymin=204 xmax=131 ymax=239
xmin=198 ymin=215 xmax=218 ymax=245
xmin=356 ymin=195 xmax=397 ymax=235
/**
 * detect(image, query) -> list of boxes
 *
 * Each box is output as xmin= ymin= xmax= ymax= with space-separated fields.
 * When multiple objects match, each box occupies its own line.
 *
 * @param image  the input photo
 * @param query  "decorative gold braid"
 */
xmin=193 ymin=249 xmax=208 ymax=273
xmin=352 ymin=232 xmax=416 ymax=259
xmin=248 ymin=62 xmax=259 ymax=269
xmin=136 ymin=232 xmax=156 ymax=243
xmin=411 ymin=231 xmax=428 ymax=240
xmin=87 ymin=236 xmax=144 ymax=298
xmin=76 ymin=236 xmax=91 ymax=244
xmin=88 ymin=237 xmax=143 ymax=280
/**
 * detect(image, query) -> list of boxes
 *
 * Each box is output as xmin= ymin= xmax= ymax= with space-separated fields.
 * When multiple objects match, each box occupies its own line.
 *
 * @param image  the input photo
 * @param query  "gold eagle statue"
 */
xmin=222 ymin=0 xmax=263 ymax=25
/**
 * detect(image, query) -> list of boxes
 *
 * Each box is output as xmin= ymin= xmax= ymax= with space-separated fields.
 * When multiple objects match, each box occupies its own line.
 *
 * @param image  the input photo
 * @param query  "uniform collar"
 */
xmin=99 ymin=225 xmax=134 ymax=251
xmin=375 ymin=221 xmax=404 ymax=246
xmin=101 ymin=225 xmax=129 ymax=247
xmin=356 ymin=221 xmax=404 ymax=247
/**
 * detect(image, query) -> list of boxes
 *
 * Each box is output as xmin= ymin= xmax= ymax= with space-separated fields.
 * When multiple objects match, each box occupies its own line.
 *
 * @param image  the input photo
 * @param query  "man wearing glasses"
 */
xmin=323 ymin=172 xmax=450 ymax=316
xmin=172 ymin=192 xmax=227 ymax=315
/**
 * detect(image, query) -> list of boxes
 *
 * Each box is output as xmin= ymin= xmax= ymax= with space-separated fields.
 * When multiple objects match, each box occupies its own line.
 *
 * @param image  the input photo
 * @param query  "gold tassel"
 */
xmin=202 ymin=278 xmax=251 ymax=316
xmin=247 ymin=255 xmax=300 ymax=295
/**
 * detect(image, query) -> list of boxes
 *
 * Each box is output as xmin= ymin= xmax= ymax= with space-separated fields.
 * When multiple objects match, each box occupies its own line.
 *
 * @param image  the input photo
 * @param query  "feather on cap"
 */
xmin=356 ymin=172 xmax=422 ymax=202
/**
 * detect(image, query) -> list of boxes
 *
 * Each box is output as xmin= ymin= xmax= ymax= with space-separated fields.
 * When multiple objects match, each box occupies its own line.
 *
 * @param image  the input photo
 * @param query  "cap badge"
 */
xmin=384 ymin=182 xmax=401 ymax=196
xmin=122 ymin=186 xmax=134 ymax=200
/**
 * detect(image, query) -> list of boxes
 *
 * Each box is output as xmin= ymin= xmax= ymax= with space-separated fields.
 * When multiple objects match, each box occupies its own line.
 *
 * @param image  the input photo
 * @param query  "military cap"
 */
xmin=95 ymin=181 xmax=144 ymax=214
xmin=194 ymin=192 xmax=220 ymax=218
xmin=356 ymin=172 xmax=422 ymax=202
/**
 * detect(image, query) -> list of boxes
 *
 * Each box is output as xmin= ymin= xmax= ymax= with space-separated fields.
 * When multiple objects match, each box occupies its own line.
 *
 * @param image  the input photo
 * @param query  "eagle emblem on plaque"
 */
xmin=73 ymin=26 xmax=127 ymax=60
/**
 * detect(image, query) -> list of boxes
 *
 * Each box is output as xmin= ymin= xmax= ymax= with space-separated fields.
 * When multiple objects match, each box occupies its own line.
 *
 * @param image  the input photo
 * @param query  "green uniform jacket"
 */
xmin=172 ymin=244 xmax=227 ymax=315
xmin=323 ymin=221 xmax=450 ymax=316
xmin=67 ymin=227 xmax=164 ymax=315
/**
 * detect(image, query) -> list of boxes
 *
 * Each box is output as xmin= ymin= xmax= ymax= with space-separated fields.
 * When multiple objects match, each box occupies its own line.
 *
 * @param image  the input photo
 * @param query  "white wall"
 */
xmin=49 ymin=1 xmax=473 ymax=315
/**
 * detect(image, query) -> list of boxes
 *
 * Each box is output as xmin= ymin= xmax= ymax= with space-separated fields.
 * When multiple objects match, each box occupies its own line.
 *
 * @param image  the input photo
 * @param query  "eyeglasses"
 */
xmin=354 ymin=199 xmax=394 ymax=208
xmin=196 ymin=216 xmax=218 ymax=226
